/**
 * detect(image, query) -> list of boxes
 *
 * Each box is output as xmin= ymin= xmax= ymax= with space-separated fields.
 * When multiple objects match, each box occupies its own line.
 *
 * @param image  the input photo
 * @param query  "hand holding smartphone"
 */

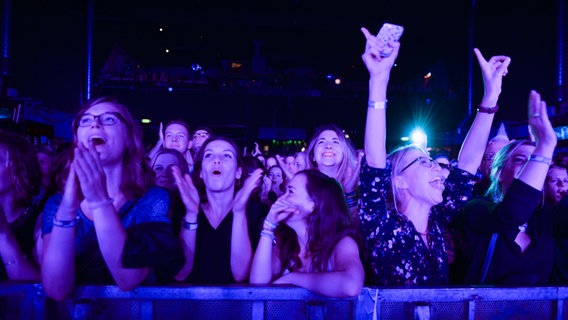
xmin=376 ymin=23 xmax=404 ymax=58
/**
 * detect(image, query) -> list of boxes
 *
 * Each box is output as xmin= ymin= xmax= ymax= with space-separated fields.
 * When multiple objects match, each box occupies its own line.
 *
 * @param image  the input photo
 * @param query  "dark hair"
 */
xmin=46 ymin=147 xmax=73 ymax=197
xmin=0 ymin=131 xmax=41 ymax=208
xmin=191 ymin=136 xmax=243 ymax=204
xmin=268 ymin=164 xmax=287 ymax=193
xmin=192 ymin=126 xmax=212 ymax=137
xmin=275 ymin=170 xmax=359 ymax=273
xmin=241 ymin=155 xmax=266 ymax=178
xmin=35 ymin=145 xmax=55 ymax=158
xmin=164 ymin=119 xmax=191 ymax=137
xmin=152 ymin=148 xmax=190 ymax=176
xmin=72 ymin=96 xmax=152 ymax=199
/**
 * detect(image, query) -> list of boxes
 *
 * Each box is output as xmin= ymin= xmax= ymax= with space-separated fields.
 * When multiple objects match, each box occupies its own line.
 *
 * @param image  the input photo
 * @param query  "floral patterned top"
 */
xmin=358 ymin=157 xmax=477 ymax=286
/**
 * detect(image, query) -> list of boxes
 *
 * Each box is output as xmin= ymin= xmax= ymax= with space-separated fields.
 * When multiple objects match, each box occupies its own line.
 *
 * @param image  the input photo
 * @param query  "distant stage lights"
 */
xmin=410 ymin=128 xmax=427 ymax=148
xmin=141 ymin=119 xmax=151 ymax=124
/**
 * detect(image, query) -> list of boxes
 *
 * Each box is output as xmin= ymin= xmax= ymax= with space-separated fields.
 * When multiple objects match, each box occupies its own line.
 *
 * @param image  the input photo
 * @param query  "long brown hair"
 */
xmin=72 ymin=96 xmax=152 ymax=199
xmin=275 ymin=170 xmax=360 ymax=273
xmin=0 ymin=131 xmax=41 ymax=208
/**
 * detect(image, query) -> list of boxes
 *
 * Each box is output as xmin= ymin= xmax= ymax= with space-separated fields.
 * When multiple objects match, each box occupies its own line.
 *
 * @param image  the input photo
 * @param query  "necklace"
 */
xmin=518 ymin=223 xmax=528 ymax=233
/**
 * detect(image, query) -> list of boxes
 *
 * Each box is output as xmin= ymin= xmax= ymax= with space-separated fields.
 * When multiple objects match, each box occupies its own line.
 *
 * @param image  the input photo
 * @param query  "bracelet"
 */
xmin=53 ymin=216 xmax=80 ymax=228
xmin=263 ymin=219 xmax=277 ymax=232
xmin=87 ymin=198 xmax=114 ymax=210
xmin=260 ymin=229 xmax=275 ymax=241
xmin=344 ymin=191 xmax=358 ymax=200
xmin=477 ymin=104 xmax=499 ymax=114
xmin=182 ymin=220 xmax=199 ymax=231
xmin=529 ymin=154 xmax=552 ymax=166
xmin=346 ymin=198 xmax=359 ymax=208
xmin=368 ymin=100 xmax=387 ymax=109
xmin=344 ymin=191 xmax=357 ymax=197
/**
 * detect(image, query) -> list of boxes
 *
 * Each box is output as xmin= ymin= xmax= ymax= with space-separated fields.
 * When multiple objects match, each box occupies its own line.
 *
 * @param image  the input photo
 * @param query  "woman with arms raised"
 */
xmin=359 ymin=26 xmax=510 ymax=285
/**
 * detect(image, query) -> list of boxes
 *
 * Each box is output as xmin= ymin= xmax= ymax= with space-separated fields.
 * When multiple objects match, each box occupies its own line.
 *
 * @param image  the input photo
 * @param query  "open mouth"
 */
xmin=429 ymin=177 xmax=446 ymax=190
xmin=88 ymin=135 xmax=106 ymax=145
xmin=322 ymin=152 xmax=335 ymax=157
xmin=212 ymin=169 xmax=222 ymax=176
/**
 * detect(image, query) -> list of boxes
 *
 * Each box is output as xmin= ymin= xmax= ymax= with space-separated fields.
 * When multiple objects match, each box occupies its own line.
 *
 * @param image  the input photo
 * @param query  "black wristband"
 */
xmin=477 ymin=104 xmax=499 ymax=114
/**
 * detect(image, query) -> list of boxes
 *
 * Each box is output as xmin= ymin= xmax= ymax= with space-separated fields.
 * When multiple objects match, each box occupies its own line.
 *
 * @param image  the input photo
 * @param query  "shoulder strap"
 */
xmin=480 ymin=233 xmax=498 ymax=284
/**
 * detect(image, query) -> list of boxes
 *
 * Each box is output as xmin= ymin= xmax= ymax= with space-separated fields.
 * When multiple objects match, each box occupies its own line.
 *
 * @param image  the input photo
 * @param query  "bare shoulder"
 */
xmin=333 ymin=236 xmax=360 ymax=256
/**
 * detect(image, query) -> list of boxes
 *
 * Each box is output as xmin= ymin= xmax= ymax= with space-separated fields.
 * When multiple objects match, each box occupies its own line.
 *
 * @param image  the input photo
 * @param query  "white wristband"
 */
xmin=368 ymin=100 xmax=387 ymax=109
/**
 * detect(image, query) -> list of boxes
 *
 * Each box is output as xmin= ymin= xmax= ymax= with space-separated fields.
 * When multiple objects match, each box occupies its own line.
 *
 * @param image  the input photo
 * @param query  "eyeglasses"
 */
xmin=399 ymin=156 xmax=438 ymax=174
xmin=437 ymin=162 xmax=451 ymax=170
xmin=193 ymin=132 xmax=210 ymax=139
xmin=78 ymin=112 xmax=125 ymax=127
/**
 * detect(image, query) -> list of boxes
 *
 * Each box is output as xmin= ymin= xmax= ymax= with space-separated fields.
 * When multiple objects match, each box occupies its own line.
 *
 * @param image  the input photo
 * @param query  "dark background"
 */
xmin=3 ymin=0 xmax=564 ymax=152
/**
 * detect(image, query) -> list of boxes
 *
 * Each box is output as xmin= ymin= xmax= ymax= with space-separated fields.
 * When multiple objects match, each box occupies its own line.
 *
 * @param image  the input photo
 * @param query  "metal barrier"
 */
xmin=1 ymin=284 xmax=568 ymax=319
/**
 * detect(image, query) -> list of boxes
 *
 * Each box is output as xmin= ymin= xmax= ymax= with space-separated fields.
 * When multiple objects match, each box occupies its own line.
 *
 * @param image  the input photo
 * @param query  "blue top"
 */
xmin=42 ymin=186 xmax=183 ymax=284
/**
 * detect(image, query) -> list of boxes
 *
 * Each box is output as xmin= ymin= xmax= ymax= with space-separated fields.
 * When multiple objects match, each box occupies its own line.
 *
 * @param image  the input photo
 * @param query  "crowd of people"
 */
xmin=1 ymin=26 xmax=567 ymax=301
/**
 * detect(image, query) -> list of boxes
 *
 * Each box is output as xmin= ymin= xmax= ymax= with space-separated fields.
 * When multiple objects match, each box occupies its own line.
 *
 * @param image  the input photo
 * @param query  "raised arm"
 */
xmin=230 ymin=169 xmax=263 ymax=282
xmin=147 ymin=122 xmax=164 ymax=162
xmin=41 ymin=166 xmax=80 ymax=301
xmin=519 ymin=90 xmax=557 ymax=190
xmin=172 ymin=165 xmax=200 ymax=281
xmin=361 ymin=27 xmax=399 ymax=168
xmin=457 ymin=49 xmax=511 ymax=174
xmin=74 ymin=144 xmax=150 ymax=291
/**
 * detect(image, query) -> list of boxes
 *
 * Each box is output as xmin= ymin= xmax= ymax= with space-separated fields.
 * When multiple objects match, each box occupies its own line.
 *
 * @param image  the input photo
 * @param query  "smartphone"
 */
xmin=376 ymin=23 xmax=404 ymax=58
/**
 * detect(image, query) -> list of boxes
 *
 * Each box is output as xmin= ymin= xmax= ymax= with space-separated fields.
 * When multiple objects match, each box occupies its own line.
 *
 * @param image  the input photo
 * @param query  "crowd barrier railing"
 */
xmin=1 ymin=283 xmax=567 ymax=319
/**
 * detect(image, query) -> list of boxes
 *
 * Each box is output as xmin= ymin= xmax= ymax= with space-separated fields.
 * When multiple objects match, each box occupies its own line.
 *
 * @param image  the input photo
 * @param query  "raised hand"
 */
xmin=275 ymin=154 xmax=295 ymax=180
xmin=172 ymin=165 xmax=200 ymax=219
xmin=528 ymin=90 xmax=556 ymax=149
xmin=474 ymin=48 xmax=511 ymax=98
xmin=260 ymin=175 xmax=272 ymax=198
xmin=252 ymin=142 xmax=262 ymax=157
xmin=233 ymin=168 xmax=264 ymax=213
xmin=360 ymin=27 xmax=400 ymax=77
xmin=73 ymin=142 xmax=109 ymax=205
xmin=158 ymin=122 xmax=164 ymax=145
xmin=56 ymin=161 xmax=82 ymax=222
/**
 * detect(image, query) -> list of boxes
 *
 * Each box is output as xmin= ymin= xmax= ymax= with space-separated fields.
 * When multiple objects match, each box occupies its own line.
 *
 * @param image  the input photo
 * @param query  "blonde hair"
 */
xmin=387 ymin=144 xmax=429 ymax=214
xmin=484 ymin=140 xmax=535 ymax=203
xmin=305 ymin=124 xmax=357 ymax=189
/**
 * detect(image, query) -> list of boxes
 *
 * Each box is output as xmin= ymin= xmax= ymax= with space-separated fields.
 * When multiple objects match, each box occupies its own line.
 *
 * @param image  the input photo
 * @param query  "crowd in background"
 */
xmin=1 ymin=26 xmax=568 ymax=301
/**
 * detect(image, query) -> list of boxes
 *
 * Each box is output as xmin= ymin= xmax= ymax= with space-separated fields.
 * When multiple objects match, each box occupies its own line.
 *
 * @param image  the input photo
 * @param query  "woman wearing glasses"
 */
xmin=359 ymin=26 xmax=510 ymax=285
xmin=41 ymin=97 xmax=183 ymax=300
